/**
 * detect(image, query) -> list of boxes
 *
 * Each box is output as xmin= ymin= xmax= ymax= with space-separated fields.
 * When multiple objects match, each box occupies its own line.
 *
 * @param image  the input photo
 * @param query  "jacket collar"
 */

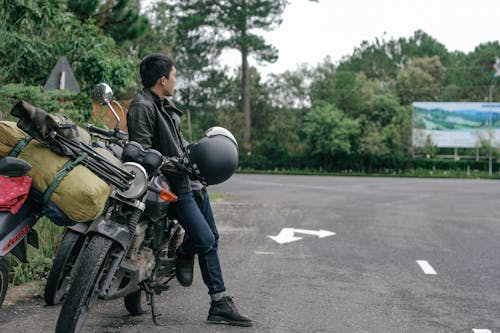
xmin=143 ymin=88 xmax=183 ymax=116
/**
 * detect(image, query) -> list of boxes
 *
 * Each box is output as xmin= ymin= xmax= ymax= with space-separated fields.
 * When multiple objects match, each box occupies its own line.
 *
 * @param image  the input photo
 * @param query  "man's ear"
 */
xmin=156 ymin=76 xmax=165 ymax=87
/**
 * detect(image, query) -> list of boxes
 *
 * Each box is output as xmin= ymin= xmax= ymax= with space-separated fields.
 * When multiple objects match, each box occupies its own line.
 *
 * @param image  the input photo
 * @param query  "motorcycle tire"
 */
xmin=124 ymin=290 xmax=146 ymax=316
xmin=0 ymin=258 xmax=9 ymax=309
xmin=55 ymin=235 xmax=113 ymax=333
xmin=44 ymin=230 xmax=84 ymax=305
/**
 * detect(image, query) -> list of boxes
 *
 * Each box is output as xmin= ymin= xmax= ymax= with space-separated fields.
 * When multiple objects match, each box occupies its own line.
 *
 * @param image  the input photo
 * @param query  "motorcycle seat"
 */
xmin=0 ymin=157 xmax=32 ymax=177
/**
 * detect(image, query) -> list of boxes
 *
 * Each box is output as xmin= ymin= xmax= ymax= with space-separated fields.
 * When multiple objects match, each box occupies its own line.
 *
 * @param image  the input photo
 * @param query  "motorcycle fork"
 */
xmin=98 ymin=245 xmax=125 ymax=297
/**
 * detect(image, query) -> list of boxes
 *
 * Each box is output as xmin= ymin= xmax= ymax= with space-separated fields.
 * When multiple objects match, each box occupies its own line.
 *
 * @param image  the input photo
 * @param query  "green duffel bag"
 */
xmin=0 ymin=121 xmax=112 ymax=222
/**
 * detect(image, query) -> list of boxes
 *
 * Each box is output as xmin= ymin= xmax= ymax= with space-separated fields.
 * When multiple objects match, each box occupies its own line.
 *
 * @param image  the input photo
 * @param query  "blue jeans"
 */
xmin=173 ymin=191 xmax=225 ymax=295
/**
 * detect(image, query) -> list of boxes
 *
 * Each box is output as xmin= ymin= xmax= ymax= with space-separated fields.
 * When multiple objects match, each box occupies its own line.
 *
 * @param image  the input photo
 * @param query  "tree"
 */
xmin=421 ymin=135 xmax=439 ymax=158
xmin=303 ymin=103 xmax=360 ymax=170
xmin=309 ymin=57 xmax=337 ymax=106
xmin=330 ymin=71 xmax=364 ymax=115
xmin=338 ymin=34 xmax=400 ymax=82
xmin=396 ymin=56 xmax=452 ymax=105
xmin=396 ymin=66 xmax=436 ymax=105
xmin=134 ymin=0 xmax=176 ymax=58
xmin=210 ymin=0 xmax=287 ymax=149
xmin=411 ymin=56 xmax=446 ymax=83
xmin=267 ymin=65 xmax=312 ymax=109
xmin=338 ymin=30 xmax=450 ymax=85
xmin=350 ymin=74 xmax=410 ymax=170
xmin=359 ymin=123 xmax=388 ymax=172
xmin=398 ymin=30 xmax=450 ymax=65
xmin=267 ymin=66 xmax=312 ymax=151
xmin=216 ymin=66 xmax=273 ymax=145
xmin=381 ymin=105 xmax=412 ymax=168
xmin=167 ymin=0 xmax=289 ymax=148
xmin=454 ymin=42 xmax=500 ymax=101
xmin=167 ymin=0 xmax=222 ymax=140
xmin=182 ymin=68 xmax=236 ymax=141
xmin=0 ymin=0 xmax=137 ymax=95
xmin=68 ymin=0 xmax=150 ymax=46
xmin=0 ymin=0 xmax=69 ymax=84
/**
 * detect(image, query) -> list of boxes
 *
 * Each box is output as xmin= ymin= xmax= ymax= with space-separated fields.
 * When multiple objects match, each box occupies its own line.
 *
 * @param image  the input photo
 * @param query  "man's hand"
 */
xmin=162 ymin=156 xmax=207 ymax=186
xmin=162 ymin=156 xmax=191 ymax=175
xmin=170 ymin=156 xmax=193 ymax=173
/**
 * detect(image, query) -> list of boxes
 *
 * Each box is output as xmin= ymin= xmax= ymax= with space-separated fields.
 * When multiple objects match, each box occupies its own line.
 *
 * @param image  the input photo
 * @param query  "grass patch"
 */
xmin=209 ymin=193 xmax=237 ymax=201
xmin=237 ymin=168 xmax=500 ymax=180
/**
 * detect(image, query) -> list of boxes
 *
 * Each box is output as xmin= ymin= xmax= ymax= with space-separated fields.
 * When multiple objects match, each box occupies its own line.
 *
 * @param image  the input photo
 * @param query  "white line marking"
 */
xmin=473 ymin=329 xmax=492 ymax=333
xmin=416 ymin=260 xmax=437 ymax=275
xmin=254 ymin=251 xmax=274 ymax=255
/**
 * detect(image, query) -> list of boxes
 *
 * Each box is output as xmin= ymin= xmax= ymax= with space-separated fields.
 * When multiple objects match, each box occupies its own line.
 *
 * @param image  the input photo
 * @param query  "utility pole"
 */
xmin=489 ymin=85 xmax=493 ymax=176
xmin=489 ymin=57 xmax=500 ymax=176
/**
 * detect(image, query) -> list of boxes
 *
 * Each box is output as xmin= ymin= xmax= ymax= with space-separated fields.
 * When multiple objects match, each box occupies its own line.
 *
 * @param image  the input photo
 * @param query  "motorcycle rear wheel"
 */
xmin=44 ymin=229 xmax=84 ymax=305
xmin=55 ymin=235 xmax=113 ymax=333
xmin=124 ymin=289 xmax=146 ymax=315
xmin=0 ymin=258 xmax=9 ymax=309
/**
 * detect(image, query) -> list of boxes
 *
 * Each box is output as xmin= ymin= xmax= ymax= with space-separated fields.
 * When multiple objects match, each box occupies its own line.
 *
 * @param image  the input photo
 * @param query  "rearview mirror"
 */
xmin=92 ymin=83 xmax=113 ymax=106
xmin=91 ymin=83 xmax=121 ymax=131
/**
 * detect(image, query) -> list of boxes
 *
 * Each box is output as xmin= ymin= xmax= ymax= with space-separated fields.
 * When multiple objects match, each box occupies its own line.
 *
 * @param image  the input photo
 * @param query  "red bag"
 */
xmin=0 ymin=175 xmax=32 ymax=214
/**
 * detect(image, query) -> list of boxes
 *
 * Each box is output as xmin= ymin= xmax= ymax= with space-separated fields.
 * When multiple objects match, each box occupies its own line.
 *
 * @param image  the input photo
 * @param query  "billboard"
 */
xmin=412 ymin=102 xmax=500 ymax=148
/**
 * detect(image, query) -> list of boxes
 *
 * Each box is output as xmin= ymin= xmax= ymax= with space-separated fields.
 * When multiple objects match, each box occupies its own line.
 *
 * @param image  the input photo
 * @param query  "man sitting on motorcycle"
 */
xmin=127 ymin=53 xmax=253 ymax=327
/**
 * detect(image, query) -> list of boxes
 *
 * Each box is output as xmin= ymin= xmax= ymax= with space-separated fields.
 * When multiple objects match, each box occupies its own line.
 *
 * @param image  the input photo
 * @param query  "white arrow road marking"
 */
xmin=268 ymin=228 xmax=335 ymax=244
xmin=417 ymin=260 xmax=437 ymax=275
xmin=473 ymin=329 xmax=492 ymax=333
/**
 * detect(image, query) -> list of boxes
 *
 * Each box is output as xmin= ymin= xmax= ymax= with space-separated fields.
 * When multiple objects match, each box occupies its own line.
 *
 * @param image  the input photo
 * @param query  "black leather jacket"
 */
xmin=127 ymin=88 xmax=191 ymax=194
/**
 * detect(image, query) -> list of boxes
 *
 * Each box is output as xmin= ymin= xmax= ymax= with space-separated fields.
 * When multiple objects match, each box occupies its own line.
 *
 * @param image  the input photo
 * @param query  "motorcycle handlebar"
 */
xmin=87 ymin=124 xmax=114 ymax=138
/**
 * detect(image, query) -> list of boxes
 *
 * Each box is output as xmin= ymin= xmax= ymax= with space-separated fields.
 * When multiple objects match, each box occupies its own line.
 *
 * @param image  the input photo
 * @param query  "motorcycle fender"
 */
xmin=0 ymin=202 xmax=37 ymax=242
xmin=67 ymin=222 xmax=90 ymax=235
xmin=87 ymin=215 xmax=130 ymax=250
xmin=27 ymin=229 xmax=39 ymax=249
xmin=0 ymin=209 xmax=37 ymax=260
xmin=10 ymin=238 xmax=28 ymax=263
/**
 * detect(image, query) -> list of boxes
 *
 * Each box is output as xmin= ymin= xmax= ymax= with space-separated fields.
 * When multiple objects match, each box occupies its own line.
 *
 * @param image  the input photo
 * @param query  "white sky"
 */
xmin=222 ymin=0 xmax=500 ymax=78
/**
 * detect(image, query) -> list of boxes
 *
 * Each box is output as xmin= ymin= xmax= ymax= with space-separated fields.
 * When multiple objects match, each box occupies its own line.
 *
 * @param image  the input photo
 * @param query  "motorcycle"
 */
xmin=54 ymin=84 xmax=186 ymax=333
xmin=0 ymin=85 xmax=134 ymax=310
xmin=0 ymin=156 xmax=37 ymax=308
xmin=43 ymin=84 xmax=128 ymax=306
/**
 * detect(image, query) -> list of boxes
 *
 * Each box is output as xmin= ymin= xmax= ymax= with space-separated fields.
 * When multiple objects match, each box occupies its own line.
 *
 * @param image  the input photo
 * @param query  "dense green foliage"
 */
xmin=1 ymin=1 xmax=499 ymax=172
xmin=0 ymin=0 xmax=138 ymax=98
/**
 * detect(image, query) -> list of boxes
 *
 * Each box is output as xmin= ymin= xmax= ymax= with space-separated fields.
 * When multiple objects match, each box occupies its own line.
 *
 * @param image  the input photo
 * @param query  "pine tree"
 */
xmin=170 ymin=0 xmax=287 ymax=148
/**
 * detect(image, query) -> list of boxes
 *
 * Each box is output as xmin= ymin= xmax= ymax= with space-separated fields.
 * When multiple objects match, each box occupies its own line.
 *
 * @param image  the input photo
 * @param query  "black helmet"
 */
xmin=186 ymin=127 xmax=239 ymax=185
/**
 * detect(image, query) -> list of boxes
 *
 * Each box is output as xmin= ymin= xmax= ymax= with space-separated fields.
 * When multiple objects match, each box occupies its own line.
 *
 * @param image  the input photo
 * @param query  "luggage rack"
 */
xmin=47 ymin=130 xmax=134 ymax=191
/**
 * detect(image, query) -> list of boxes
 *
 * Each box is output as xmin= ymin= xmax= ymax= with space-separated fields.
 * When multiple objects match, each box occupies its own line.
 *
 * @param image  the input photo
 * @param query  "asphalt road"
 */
xmin=1 ymin=174 xmax=499 ymax=333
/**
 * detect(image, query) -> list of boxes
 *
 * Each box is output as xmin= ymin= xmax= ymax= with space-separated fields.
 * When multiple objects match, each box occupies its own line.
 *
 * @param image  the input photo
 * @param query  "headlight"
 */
xmin=117 ymin=162 xmax=148 ymax=199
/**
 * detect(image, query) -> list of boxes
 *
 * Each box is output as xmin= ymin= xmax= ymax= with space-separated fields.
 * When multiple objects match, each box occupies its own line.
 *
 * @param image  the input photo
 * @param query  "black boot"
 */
xmin=175 ymin=249 xmax=194 ymax=287
xmin=207 ymin=296 xmax=253 ymax=327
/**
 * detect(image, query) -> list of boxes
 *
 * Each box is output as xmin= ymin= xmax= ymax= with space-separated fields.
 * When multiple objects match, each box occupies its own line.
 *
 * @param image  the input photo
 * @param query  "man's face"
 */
xmin=163 ymin=66 xmax=176 ymax=96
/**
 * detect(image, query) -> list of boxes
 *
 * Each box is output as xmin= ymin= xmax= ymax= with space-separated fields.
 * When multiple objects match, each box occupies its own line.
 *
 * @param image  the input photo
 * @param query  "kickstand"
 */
xmin=142 ymin=283 xmax=164 ymax=326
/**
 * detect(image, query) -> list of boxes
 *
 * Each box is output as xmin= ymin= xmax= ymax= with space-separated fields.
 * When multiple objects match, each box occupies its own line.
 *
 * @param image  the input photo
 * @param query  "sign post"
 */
xmin=489 ymin=57 xmax=500 ymax=175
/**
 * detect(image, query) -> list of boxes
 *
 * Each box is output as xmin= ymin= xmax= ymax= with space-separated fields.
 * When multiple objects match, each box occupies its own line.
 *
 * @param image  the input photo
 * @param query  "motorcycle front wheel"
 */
xmin=0 ymin=258 xmax=9 ymax=309
xmin=55 ymin=235 xmax=114 ymax=333
xmin=44 ymin=229 xmax=85 ymax=305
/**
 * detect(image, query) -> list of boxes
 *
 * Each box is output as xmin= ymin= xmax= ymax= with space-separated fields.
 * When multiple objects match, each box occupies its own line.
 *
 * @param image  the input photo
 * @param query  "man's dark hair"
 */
xmin=140 ymin=53 xmax=175 ymax=88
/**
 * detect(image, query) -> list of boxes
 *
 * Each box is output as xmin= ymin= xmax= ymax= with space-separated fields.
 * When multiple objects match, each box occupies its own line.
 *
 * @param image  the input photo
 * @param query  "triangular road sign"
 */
xmin=43 ymin=56 xmax=80 ymax=93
